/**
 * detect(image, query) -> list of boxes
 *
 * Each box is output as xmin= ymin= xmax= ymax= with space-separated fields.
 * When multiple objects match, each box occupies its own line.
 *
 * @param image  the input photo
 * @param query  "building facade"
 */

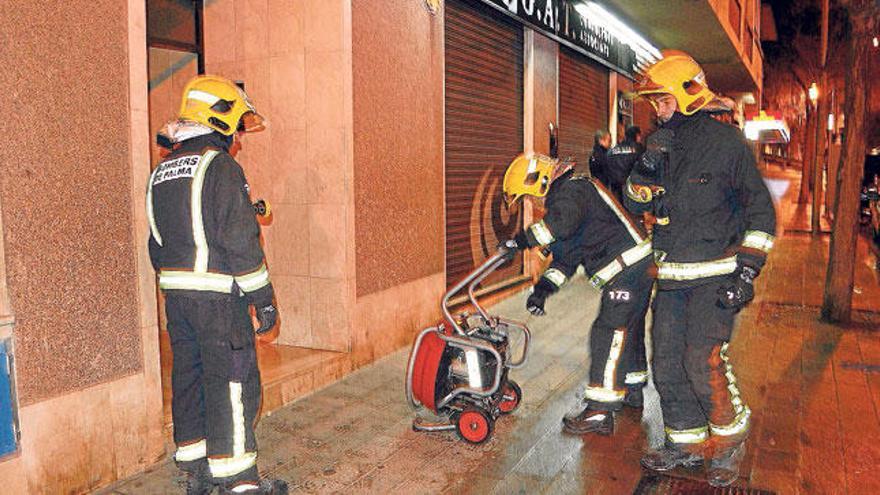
xmin=0 ymin=0 xmax=761 ymax=492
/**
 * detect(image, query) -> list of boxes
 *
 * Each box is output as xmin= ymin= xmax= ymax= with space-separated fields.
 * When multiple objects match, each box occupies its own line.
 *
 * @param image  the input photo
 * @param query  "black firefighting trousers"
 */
xmin=165 ymin=292 xmax=261 ymax=484
xmin=651 ymin=280 xmax=750 ymax=447
xmin=584 ymin=259 xmax=652 ymax=410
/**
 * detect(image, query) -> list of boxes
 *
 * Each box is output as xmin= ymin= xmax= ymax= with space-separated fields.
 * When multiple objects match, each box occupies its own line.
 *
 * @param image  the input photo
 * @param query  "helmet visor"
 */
xmin=239 ymin=111 xmax=267 ymax=133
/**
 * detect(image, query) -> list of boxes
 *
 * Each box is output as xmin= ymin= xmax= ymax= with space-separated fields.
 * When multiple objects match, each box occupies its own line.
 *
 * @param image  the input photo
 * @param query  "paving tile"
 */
xmin=102 ymin=166 xmax=880 ymax=494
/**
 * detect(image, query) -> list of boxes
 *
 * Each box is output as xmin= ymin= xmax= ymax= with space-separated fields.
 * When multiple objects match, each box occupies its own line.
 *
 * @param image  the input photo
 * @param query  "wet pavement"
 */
xmin=100 ymin=167 xmax=880 ymax=494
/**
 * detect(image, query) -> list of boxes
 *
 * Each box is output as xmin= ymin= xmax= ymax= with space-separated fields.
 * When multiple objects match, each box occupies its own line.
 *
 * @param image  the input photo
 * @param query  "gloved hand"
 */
xmin=255 ymin=304 xmax=278 ymax=334
xmin=631 ymin=129 xmax=672 ymax=192
xmin=716 ymin=265 xmax=759 ymax=310
xmin=526 ymin=278 xmax=555 ymax=316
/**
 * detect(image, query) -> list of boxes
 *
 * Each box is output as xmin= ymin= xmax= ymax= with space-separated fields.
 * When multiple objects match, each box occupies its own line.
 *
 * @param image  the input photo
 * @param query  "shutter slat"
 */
xmin=558 ymin=46 xmax=609 ymax=170
xmin=445 ymin=0 xmax=524 ymax=288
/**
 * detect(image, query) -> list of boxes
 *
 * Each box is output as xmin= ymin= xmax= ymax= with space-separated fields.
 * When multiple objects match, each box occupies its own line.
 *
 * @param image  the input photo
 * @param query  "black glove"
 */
xmin=716 ymin=265 xmax=758 ymax=310
xmin=526 ymin=278 xmax=555 ymax=316
xmin=634 ymin=129 xmax=672 ymax=180
xmin=255 ymin=304 xmax=278 ymax=334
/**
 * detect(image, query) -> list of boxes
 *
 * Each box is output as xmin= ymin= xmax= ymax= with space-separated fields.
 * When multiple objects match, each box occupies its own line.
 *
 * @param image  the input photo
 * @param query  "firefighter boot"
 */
xmin=179 ymin=459 xmax=214 ymax=495
xmin=707 ymin=440 xmax=746 ymax=487
xmin=640 ymin=441 xmax=704 ymax=472
xmin=220 ymin=479 xmax=289 ymax=495
xmin=623 ymin=386 xmax=644 ymax=409
xmin=562 ymin=406 xmax=614 ymax=436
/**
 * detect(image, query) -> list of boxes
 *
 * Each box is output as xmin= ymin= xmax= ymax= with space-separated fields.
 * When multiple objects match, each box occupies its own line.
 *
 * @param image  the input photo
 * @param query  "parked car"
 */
xmin=862 ymin=155 xmax=880 ymax=269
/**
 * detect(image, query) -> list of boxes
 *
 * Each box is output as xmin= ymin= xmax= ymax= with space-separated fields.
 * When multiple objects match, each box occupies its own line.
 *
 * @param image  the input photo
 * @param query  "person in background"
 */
xmin=605 ymin=126 xmax=644 ymax=202
xmin=589 ymin=129 xmax=612 ymax=186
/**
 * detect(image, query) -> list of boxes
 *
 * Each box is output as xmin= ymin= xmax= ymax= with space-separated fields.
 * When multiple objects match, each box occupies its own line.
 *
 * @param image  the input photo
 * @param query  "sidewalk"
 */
xmin=100 ymin=168 xmax=880 ymax=494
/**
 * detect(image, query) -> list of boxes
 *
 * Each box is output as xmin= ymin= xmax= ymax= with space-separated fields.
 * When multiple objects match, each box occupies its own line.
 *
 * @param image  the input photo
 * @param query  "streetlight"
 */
xmin=808 ymin=82 xmax=819 ymax=104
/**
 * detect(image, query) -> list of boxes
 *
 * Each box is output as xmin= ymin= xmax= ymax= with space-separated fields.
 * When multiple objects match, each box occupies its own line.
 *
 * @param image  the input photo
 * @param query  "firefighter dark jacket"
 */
xmin=605 ymin=138 xmax=644 ymax=201
xmin=520 ymin=170 xmax=651 ymax=291
xmin=147 ymin=133 xmax=274 ymax=308
xmin=624 ymin=112 xmax=776 ymax=289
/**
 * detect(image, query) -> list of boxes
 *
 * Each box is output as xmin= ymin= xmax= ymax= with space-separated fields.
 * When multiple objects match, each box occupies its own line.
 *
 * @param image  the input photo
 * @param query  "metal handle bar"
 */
xmin=442 ymin=248 xmax=512 ymax=335
xmin=467 ymin=255 xmax=510 ymax=323
xmin=496 ymin=317 xmax=531 ymax=369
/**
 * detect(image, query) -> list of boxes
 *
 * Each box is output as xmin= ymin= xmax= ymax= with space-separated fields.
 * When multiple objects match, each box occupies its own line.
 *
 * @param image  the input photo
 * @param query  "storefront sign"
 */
xmin=480 ymin=0 xmax=637 ymax=75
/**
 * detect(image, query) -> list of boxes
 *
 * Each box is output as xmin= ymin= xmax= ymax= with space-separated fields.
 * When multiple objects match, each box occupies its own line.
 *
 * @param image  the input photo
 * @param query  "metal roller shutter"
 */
xmin=558 ymin=46 xmax=609 ymax=170
xmin=634 ymin=97 xmax=658 ymax=137
xmin=444 ymin=0 xmax=524 ymax=289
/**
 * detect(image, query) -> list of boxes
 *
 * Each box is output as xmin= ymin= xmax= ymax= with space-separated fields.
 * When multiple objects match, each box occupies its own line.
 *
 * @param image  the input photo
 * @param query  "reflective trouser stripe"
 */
xmin=591 ymin=180 xmax=645 ymax=244
xmin=666 ymin=426 xmax=709 ymax=444
xmin=235 ymin=263 xmax=271 ymax=293
xmin=625 ymin=371 xmax=648 ymax=385
xmin=528 ymin=220 xmax=555 ymax=245
xmin=175 ymin=439 xmax=207 ymax=462
xmin=741 ymin=230 xmax=775 ymax=253
xmin=711 ymin=407 xmax=751 ymax=436
xmin=191 ymin=150 xmax=219 ymax=273
xmin=710 ymin=343 xmax=750 ymax=436
xmin=603 ymin=330 xmax=625 ymax=390
xmin=146 ymin=166 xmax=163 ymax=246
xmin=230 ymin=382 xmax=245 ymax=457
xmin=589 ymin=238 xmax=652 ymax=289
xmin=209 ymin=453 xmax=257 ymax=479
xmin=208 ymin=382 xmax=256 ymax=478
xmin=584 ymin=385 xmax=625 ymax=402
xmin=585 ymin=329 xmax=627 ymax=403
xmin=543 ymin=268 xmax=567 ymax=288
xmin=656 ymin=255 xmax=738 ymax=281
xmin=159 ymin=271 xmax=234 ymax=293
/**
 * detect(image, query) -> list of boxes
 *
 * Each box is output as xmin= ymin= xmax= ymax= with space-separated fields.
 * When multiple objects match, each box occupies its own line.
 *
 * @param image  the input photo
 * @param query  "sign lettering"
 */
xmin=481 ymin=0 xmax=637 ymax=75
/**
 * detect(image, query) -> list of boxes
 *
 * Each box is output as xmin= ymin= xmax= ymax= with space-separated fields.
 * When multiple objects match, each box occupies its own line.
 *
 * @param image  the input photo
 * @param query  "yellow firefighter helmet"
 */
xmin=634 ymin=50 xmax=716 ymax=116
xmin=503 ymin=153 xmax=559 ymax=205
xmin=178 ymin=75 xmax=266 ymax=136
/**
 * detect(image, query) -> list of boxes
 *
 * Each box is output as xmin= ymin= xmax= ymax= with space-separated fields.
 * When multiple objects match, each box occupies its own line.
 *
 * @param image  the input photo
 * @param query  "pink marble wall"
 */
xmin=0 ymin=0 xmax=142 ymax=405
xmin=351 ymin=0 xmax=445 ymax=297
xmin=147 ymin=49 xmax=199 ymax=164
xmin=347 ymin=1 xmax=449 ymax=366
xmin=0 ymin=0 xmax=166 ymax=491
xmin=0 ymin=200 xmax=9 ymax=319
xmin=202 ymin=0 xmax=353 ymax=351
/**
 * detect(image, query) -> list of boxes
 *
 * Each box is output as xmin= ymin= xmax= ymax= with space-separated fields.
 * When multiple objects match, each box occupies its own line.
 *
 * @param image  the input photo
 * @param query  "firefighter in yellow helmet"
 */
xmin=624 ymin=51 xmax=776 ymax=487
xmin=148 ymin=75 xmax=287 ymax=495
xmin=502 ymin=149 xmax=653 ymax=437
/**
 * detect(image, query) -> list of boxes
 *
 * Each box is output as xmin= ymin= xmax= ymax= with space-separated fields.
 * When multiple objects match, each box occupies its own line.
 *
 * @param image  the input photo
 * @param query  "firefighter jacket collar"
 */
xmin=175 ymin=132 xmax=233 ymax=154
xmin=660 ymin=111 xmax=693 ymax=131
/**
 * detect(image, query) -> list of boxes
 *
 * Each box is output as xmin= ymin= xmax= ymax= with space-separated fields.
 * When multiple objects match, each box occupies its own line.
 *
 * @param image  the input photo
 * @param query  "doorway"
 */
xmin=145 ymin=0 xmax=349 ymax=433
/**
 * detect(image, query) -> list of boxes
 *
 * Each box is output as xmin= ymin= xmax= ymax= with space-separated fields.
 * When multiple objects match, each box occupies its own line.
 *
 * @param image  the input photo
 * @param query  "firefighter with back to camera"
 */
xmin=501 ymin=140 xmax=653 ymax=437
xmin=147 ymin=75 xmax=287 ymax=495
xmin=624 ymin=51 xmax=776 ymax=487
xmin=605 ymin=125 xmax=644 ymax=203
